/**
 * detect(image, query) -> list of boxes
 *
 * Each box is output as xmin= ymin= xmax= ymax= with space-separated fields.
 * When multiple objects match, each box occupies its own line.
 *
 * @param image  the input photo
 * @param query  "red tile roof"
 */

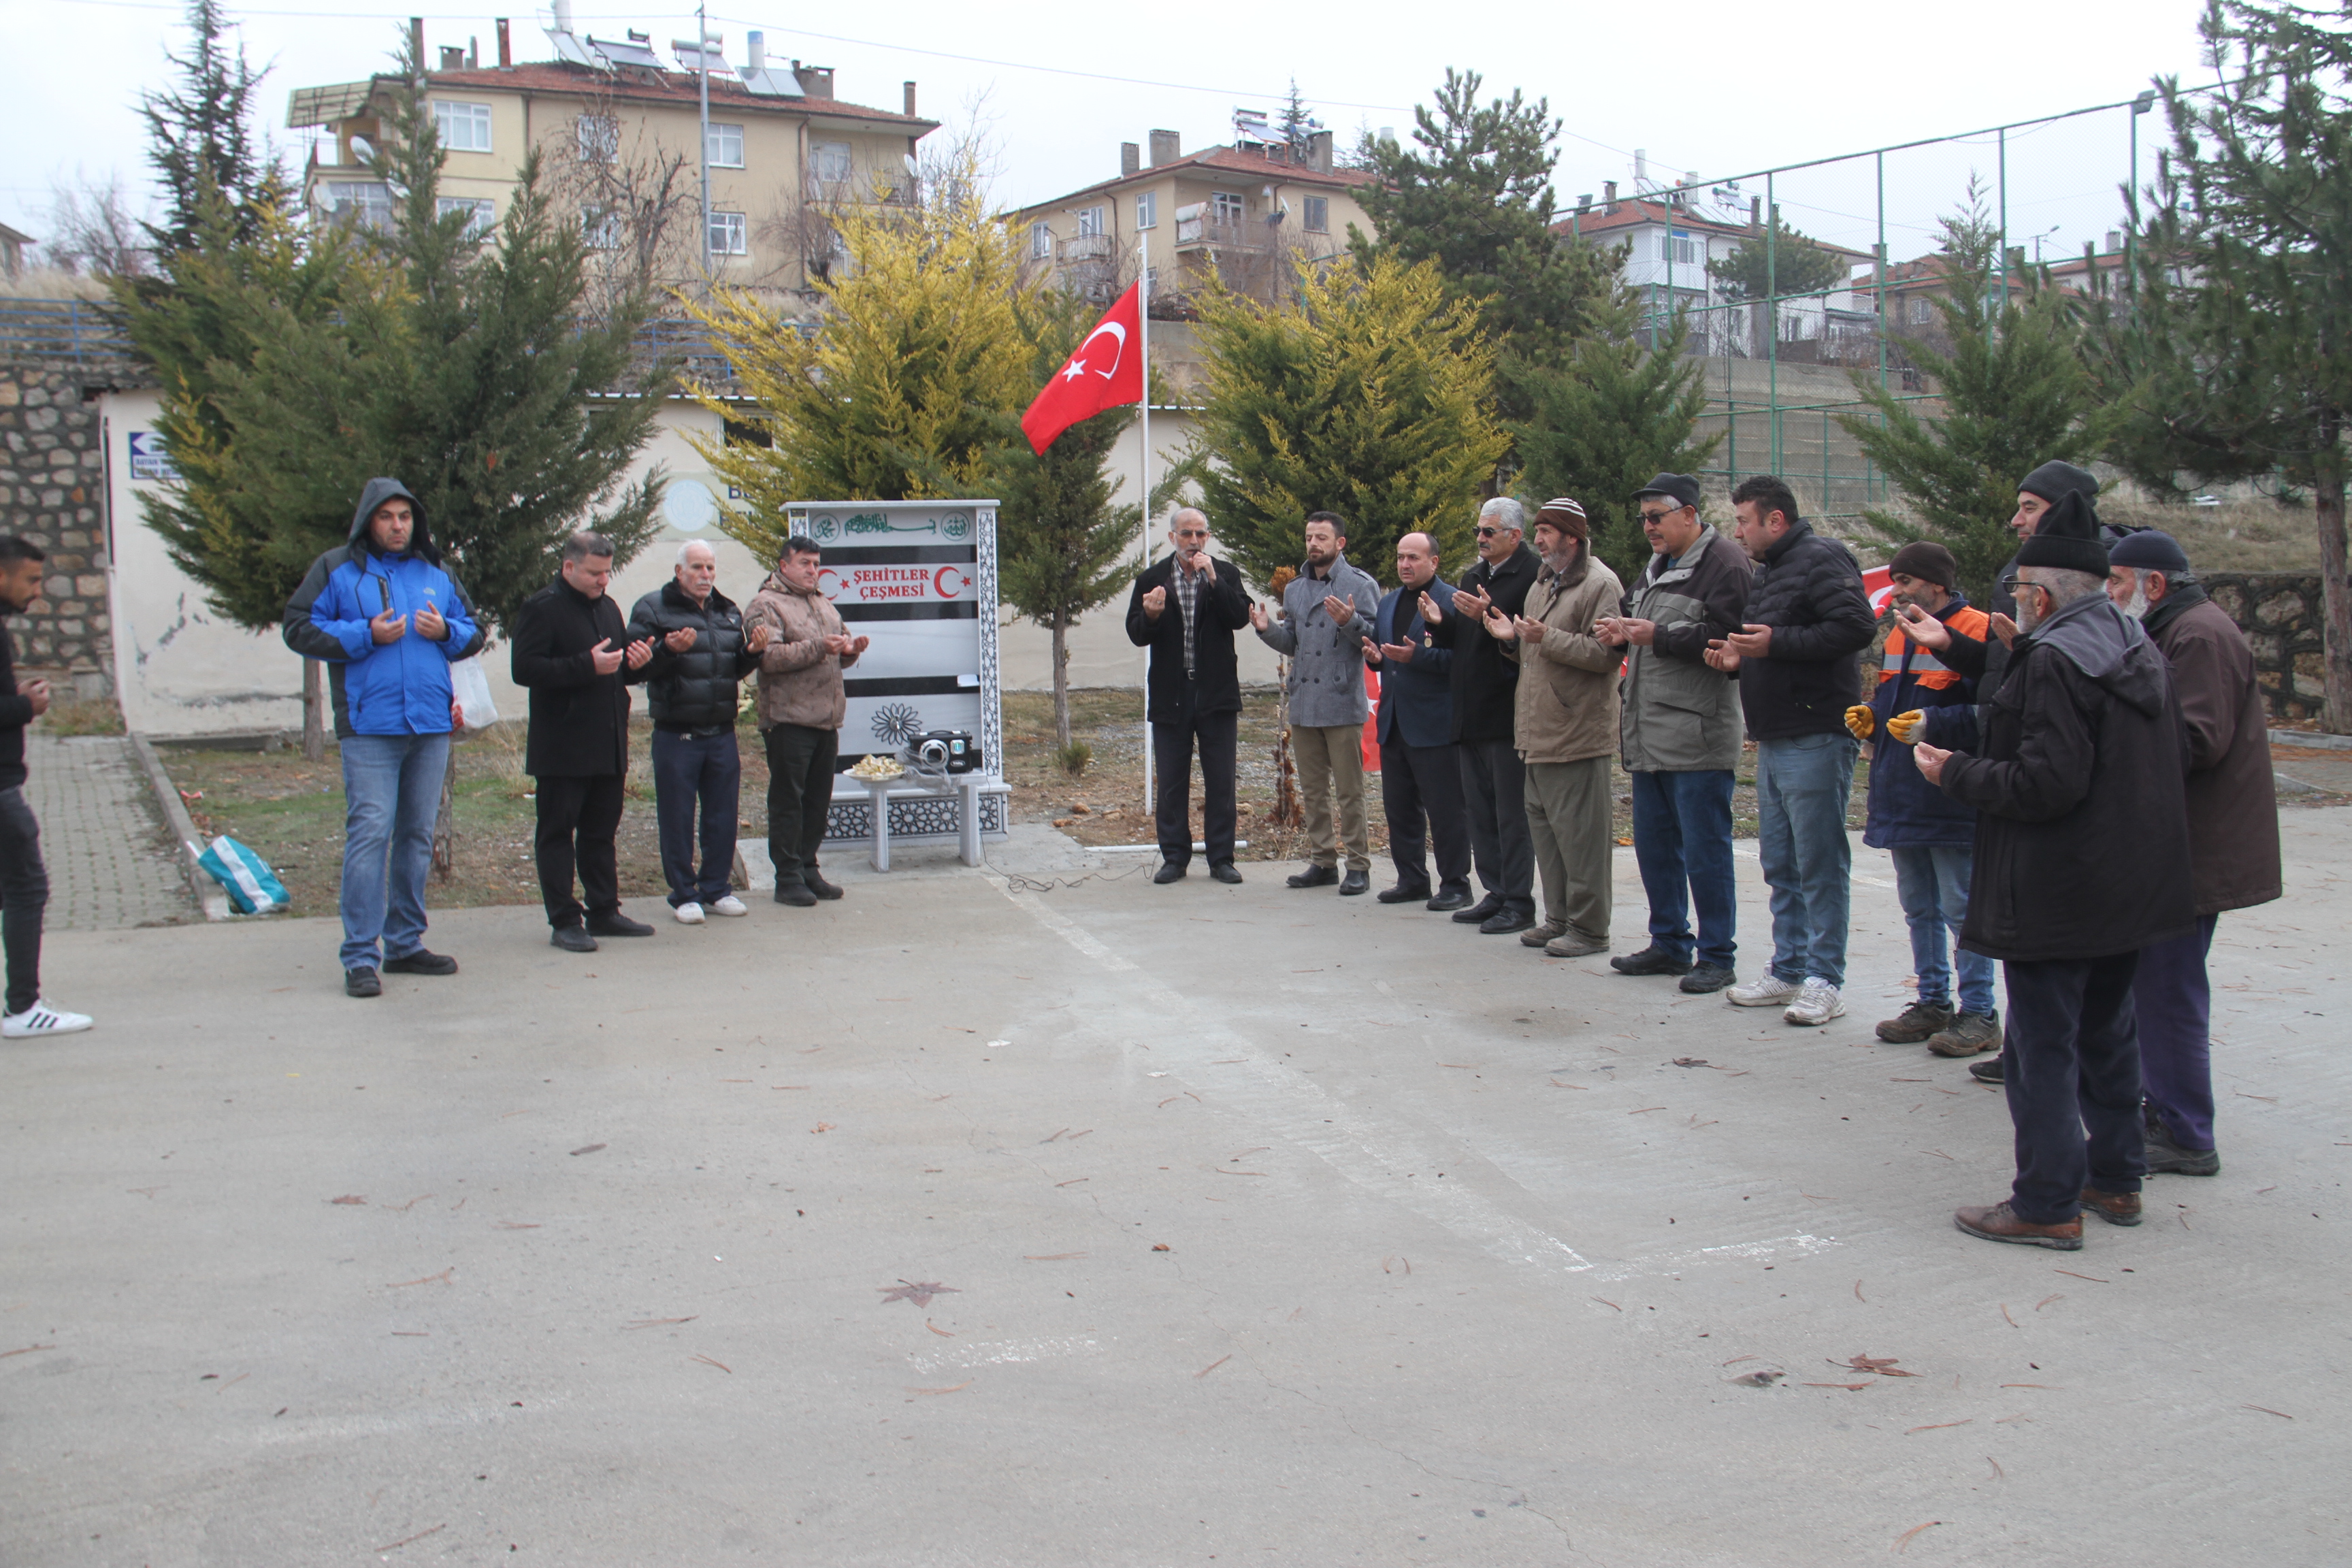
xmin=398 ymin=61 xmax=934 ymax=129
xmin=1551 ymin=195 xmax=1875 ymax=262
xmin=1016 ymin=143 xmax=1379 ymax=213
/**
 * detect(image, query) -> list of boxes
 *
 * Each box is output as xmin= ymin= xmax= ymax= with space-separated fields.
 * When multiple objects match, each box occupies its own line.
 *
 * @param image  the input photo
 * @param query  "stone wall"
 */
xmin=0 ymin=361 xmax=126 ymax=698
xmin=2206 ymin=572 xmax=2325 ymax=721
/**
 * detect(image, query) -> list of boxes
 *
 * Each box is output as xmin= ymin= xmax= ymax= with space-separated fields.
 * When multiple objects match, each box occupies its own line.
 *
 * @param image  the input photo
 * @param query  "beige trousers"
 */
xmin=1292 ymin=723 xmax=1371 ymax=870
xmin=1524 ymin=755 xmax=1613 ymax=942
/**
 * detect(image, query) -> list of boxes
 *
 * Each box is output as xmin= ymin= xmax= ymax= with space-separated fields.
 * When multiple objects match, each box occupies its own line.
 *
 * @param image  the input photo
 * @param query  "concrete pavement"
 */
xmin=20 ymin=733 xmax=197 ymax=932
xmin=2 ymin=817 xmax=2346 ymax=1565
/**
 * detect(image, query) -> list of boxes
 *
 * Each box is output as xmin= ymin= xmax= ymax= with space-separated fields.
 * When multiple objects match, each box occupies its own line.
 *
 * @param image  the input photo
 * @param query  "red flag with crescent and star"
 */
xmin=1020 ymin=282 xmax=1144 ymax=455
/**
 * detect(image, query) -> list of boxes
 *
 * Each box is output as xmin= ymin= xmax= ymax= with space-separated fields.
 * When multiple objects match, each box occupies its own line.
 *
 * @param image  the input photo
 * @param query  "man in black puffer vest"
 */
xmin=628 ymin=540 xmax=772 ymax=924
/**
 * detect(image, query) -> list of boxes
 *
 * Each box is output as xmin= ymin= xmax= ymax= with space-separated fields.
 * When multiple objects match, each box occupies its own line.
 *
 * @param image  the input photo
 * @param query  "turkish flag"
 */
xmin=1020 ymin=283 xmax=1144 ymax=455
xmin=1861 ymin=564 xmax=1896 ymax=615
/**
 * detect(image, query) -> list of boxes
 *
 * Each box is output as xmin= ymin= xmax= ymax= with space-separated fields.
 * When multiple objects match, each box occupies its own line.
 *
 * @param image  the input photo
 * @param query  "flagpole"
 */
xmin=1138 ymin=237 xmax=1154 ymax=820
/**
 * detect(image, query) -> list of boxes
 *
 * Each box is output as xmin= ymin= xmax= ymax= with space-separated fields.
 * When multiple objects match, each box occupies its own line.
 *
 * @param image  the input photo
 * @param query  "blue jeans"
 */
xmin=1754 ymin=732 xmax=1860 ymax=987
xmin=1630 ymin=768 xmax=1737 ymax=968
xmin=1889 ymin=845 xmax=1997 ymax=1015
xmin=652 ymin=728 xmax=742 ymax=906
xmin=338 ymin=731 xmax=451 ymax=971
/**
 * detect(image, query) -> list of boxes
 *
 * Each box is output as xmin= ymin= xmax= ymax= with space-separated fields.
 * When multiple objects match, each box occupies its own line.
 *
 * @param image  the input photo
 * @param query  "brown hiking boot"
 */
xmin=1929 ymin=1011 xmax=2003 ymax=1058
xmin=1520 ymin=917 xmax=1569 ymax=949
xmin=1953 ymin=1200 xmax=2082 ymax=1250
xmin=2078 ymin=1187 xmax=2143 ymax=1226
xmin=1876 ymin=999 xmax=1953 ymax=1043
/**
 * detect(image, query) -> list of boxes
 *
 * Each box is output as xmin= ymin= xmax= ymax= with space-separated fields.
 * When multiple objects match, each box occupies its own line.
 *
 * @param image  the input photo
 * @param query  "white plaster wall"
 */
xmin=100 ymin=392 xmax=1277 ymax=738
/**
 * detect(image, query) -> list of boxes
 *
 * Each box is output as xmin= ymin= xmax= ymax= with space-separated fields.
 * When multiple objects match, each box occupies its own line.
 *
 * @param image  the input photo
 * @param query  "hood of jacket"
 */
xmin=348 ymin=477 xmax=440 ymax=564
xmin=2029 ymin=591 xmax=2166 ymax=714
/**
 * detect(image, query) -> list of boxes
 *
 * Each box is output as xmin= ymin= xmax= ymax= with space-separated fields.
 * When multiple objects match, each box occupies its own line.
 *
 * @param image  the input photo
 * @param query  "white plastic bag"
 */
xmin=449 ymin=655 xmax=499 ymax=730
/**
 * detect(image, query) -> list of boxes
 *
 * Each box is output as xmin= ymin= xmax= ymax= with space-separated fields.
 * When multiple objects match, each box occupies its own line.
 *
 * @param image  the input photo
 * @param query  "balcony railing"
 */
xmin=0 ymin=299 xmax=131 ymax=361
xmin=1173 ymin=217 xmax=1250 ymax=251
xmin=1058 ymin=233 xmax=1117 ymax=264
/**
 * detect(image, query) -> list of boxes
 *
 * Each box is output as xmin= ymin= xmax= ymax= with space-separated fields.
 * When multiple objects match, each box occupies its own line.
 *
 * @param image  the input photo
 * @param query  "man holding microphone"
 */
xmin=1127 ymin=508 xmax=1252 ymax=885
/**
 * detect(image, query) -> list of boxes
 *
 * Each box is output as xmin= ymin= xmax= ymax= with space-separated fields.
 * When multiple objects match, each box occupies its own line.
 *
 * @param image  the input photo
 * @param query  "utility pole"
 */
xmin=697 ymin=0 xmax=711 ymax=282
xmin=2127 ymin=88 xmax=2155 ymax=294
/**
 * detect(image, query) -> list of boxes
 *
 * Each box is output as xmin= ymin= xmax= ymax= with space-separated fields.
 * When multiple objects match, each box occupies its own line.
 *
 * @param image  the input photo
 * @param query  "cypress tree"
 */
xmin=139 ymin=0 xmax=273 ymax=251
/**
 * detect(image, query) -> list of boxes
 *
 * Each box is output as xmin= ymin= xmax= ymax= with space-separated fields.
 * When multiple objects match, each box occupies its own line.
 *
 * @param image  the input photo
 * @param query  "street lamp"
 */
xmin=2127 ymin=88 xmax=2157 ymax=288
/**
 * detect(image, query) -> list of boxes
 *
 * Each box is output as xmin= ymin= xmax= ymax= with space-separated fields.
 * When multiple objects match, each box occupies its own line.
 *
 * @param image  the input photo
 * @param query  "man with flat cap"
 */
xmin=1910 ymin=491 xmax=2192 ymax=1250
xmin=1596 ymin=473 xmax=1754 ymax=992
xmin=2106 ymin=528 xmax=2279 ymax=1177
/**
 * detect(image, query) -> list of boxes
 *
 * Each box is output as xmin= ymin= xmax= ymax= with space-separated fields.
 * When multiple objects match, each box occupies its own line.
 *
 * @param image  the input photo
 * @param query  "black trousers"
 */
xmin=0 ymin=785 xmax=49 ymax=1015
xmin=763 ymin=722 xmax=837 ymax=885
xmin=651 ymin=728 xmax=740 ymax=907
xmin=535 ymin=773 xmax=625 ymax=928
xmin=1379 ymin=736 xmax=1470 ymax=895
xmin=2002 ymin=951 xmax=2146 ymax=1224
xmin=1459 ymin=738 xmax=1534 ymax=913
xmin=1152 ymin=678 xmax=1238 ymax=868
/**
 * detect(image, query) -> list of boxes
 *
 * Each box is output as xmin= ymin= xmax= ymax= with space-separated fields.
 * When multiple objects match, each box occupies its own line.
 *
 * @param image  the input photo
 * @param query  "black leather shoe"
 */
xmin=1452 ymin=893 xmax=1503 ymax=925
xmin=551 ymin=924 xmax=599 ymax=952
xmin=1610 ymin=944 xmax=1693 ymax=976
xmin=1679 ymin=961 xmax=1736 ymax=994
xmin=587 ymin=911 xmax=655 ymax=938
xmin=1154 ymin=861 xmax=1187 ymax=884
xmin=1426 ymin=889 xmax=1471 ymax=913
xmin=1209 ymin=862 xmax=1243 ymax=884
xmin=1338 ymin=869 xmax=1370 ymax=896
xmin=1968 ymin=1054 xmax=2004 ymax=1083
xmin=344 ymin=966 xmax=381 ymax=998
xmin=1377 ymin=882 xmax=1432 ymax=904
xmin=382 ymin=949 xmax=458 ymax=976
xmin=1480 ymin=906 xmax=1535 ymax=935
xmin=804 ymin=870 xmax=845 ymax=900
xmin=773 ymin=881 xmax=817 ymax=907
xmin=1286 ymin=864 xmax=1339 ymax=889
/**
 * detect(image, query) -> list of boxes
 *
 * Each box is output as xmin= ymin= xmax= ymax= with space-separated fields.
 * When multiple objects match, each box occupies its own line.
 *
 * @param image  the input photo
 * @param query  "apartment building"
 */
xmin=1010 ymin=123 xmax=1379 ymax=319
xmin=287 ymin=14 xmax=936 ymax=301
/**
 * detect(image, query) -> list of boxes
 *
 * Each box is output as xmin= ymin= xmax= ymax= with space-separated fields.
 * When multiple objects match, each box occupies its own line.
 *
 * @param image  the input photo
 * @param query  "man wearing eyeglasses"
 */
xmin=1127 ymin=508 xmax=1252 ymax=885
xmin=1418 ymin=497 xmax=1541 ymax=934
xmin=1595 ymin=473 xmax=1754 ymax=992
xmin=1909 ymin=491 xmax=2192 ymax=1251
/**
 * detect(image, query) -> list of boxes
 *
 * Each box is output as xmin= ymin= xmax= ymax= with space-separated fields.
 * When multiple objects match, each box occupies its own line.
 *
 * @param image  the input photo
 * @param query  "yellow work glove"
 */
xmin=1843 ymin=704 xmax=1875 ymax=741
xmin=1885 ymin=709 xmax=1927 ymax=745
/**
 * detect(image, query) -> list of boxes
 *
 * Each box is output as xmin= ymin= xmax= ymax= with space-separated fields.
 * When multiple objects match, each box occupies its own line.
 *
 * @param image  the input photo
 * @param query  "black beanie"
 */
xmin=2018 ymin=460 xmax=2100 ymax=506
xmin=2106 ymin=528 xmax=2191 ymax=574
xmin=2014 ymin=491 xmax=2110 ymax=576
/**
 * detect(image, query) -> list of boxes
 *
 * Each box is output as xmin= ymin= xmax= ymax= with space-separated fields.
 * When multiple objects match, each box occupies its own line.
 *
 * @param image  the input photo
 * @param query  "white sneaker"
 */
xmin=708 ymin=895 xmax=749 ymax=917
xmin=1784 ymin=978 xmax=1846 ymax=1026
xmin=1726 ymin=974 xmax=1802 ymax=1008
xmin=3 ymin=1001 xmax=93 ymax=1038
xmin=673 ymin=902 xmax=706 ymax=925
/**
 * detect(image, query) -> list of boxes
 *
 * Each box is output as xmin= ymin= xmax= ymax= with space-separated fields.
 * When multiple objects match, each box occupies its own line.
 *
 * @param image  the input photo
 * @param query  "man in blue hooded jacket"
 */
xmin=283 ymin=478 xmax=485 ymax=998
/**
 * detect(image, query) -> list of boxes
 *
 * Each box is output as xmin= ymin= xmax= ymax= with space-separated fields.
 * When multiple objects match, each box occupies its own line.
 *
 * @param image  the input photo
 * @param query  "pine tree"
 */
xmin=1186 ymin=252 xmax=1506 ymax=590
xmin=1836 ymin=186 xmax=2104 ymax=600
xmin=140 ymin=0 xmax=274 ymax=251
xmin=2085 ymin=0 xmax=2352 ymax=731
xmin=681 ymin=151 xmax=1032 ymax=562
xmin=1346 ymin=69 xmax=1618 ymax=389
xmin=996 ymin=291 xmax=1145 ymax=751
xmin=1277 ymin=79 xmax=1317 ymax=154
xmin=1705 ymin=212 xmax=1848 ymax=304
xmin=1509 ymin=295 xmax=1722 ymax=583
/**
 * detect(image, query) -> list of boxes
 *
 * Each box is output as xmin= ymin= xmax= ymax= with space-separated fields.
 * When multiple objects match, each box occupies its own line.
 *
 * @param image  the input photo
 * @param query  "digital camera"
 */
xmin=913 ymin=730 xmax=979 ymax=774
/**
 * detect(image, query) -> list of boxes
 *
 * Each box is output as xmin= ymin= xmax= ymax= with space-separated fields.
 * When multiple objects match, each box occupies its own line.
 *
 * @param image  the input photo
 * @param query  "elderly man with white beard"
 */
xmin=2104 ymin=529 xmax=2280 ymax=1177
xmin=1910 ymin=493 xmax=2193 ymax=1250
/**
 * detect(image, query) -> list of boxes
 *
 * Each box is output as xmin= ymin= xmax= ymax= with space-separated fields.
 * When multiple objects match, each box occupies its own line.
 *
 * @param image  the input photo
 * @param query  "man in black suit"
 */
xmin=1420 ymin=497 xmax=1542 ymax=934
xmin=1362 ymin=531 xmax=1469 ymax=910
xmin=511 ymin=532 xmax=657 ymax=952
xmin=1125 ymin=507 xmax=1252 ymax=884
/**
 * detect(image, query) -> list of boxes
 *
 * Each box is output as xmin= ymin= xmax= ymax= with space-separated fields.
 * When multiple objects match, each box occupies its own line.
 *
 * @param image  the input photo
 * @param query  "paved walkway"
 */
xmin=20 ymin=734 xmax=197 ymax=931
xmin=3 ymin=817 xmax=2345 ymax=1564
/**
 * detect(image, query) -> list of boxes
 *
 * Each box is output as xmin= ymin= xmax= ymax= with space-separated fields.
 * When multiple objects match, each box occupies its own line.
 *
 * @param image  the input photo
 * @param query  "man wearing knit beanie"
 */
xmin=2104 ymin=529 xmax=2280 ymax=1177
xmin=1897 ymin=459 xmax=2102 ymax=698
xmin=1907 ymin=491 xmax=2194 ymax=1249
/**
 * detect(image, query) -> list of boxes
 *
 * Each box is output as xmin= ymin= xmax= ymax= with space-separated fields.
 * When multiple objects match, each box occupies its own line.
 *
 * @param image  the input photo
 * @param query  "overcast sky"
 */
xmin=4 ymin=0 xmax=2223 ymax=270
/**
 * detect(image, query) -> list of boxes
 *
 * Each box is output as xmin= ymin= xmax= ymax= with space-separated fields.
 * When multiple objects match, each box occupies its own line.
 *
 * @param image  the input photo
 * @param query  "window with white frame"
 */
xmin=432 ymin=99 xmax=493 ymax=152
xmin=1135 ymin=190 xmax=1157 ymax=229
xmin=1660 ymin=230 xmax=1701 ymax=267
xmin=1303 ymin=195 xmax=1328 ymax=233
xmin=576 ymin=116 xmax=619 ymax=163
xmin=1908 ymin=295 xmax=1931 ymax=325
xmin=1211 ymin=191 xmax=1244 ymax=225
xmin=1076 ymin=205 xmax=1105 ymax=238
xmin=325 ymin=180 xmax=393 ymax=229
xmin=707 ymin=210 xmax=748 ymax=256
xmin=813 ymin=141 xmax=852 ymax=184
xmin=1030 ymin=221 xmax=1051 ymax=259
xmin=437 ymin=196 xmax=496 ymax=238
xmin=581 ymin=208 xmax=621 ymax=249
xmin=706 ymin=122 xmax=745 ymax=169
